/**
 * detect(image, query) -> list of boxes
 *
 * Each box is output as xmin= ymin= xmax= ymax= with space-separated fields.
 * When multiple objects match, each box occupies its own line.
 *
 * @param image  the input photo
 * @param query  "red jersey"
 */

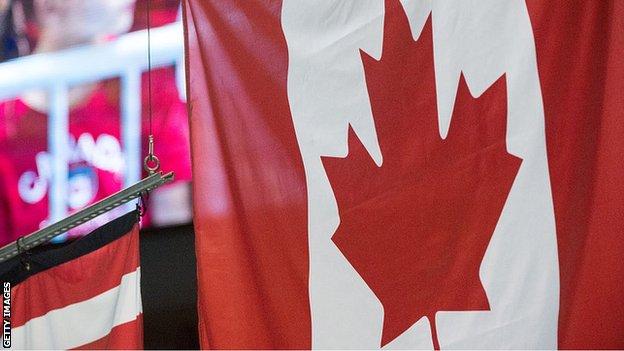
xmin=0 ymin=67 xmax=191 ymax=246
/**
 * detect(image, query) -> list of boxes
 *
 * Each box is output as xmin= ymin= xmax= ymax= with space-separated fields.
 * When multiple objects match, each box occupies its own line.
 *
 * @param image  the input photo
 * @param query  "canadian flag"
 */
xmin=0 ymin=211 xmax=143 ymax=349
xmin=185 ymin=0 xmax=624 ymax=349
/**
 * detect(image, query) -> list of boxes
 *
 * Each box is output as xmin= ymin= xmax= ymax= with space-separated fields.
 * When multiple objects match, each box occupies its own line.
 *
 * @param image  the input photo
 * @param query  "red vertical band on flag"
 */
xmin=184 ymin=0 xmax=311 ymax=348
xmin=527 ymin=1 xmax=624 ymax=348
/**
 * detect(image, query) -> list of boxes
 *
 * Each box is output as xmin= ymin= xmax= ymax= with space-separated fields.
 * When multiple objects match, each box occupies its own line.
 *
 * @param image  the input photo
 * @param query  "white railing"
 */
xmin=0 ymin=22 xmax=185 ymax=236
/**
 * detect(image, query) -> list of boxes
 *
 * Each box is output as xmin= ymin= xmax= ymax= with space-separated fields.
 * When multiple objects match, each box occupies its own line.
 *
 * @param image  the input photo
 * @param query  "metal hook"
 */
xmin=143 ymin=135 xmax=160 ymax=174
xmin=136 ymin=191 xmax=149 ymax=217
xmin=16 ymin=237 xmax=31 ymax=271
xmin=16 ymin=237 xmax=26 ymax=254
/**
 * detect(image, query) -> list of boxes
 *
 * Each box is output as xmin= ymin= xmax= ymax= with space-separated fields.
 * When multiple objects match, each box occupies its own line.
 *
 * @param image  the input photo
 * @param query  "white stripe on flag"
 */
xmin=10 ymin=268 xmax=142 ymax=350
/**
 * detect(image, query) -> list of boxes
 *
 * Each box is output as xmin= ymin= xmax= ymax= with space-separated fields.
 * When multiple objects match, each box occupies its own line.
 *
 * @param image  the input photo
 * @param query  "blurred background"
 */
xmin=0 ymin=2 xmax=197 ymax=347
xmin=0 ymin=0 xmax=192 ymax=246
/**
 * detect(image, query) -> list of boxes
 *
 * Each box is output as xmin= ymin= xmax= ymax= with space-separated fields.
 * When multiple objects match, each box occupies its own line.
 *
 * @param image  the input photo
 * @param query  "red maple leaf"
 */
xmin=321 ymin=1 xmax=522 ymax=349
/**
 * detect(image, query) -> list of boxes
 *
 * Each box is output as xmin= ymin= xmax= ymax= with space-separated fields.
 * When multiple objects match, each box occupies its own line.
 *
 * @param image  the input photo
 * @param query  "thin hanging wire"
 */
xmin=147 ymin=0 xmax=152 ymax=137
xmin=143 ymin=0 xmax=159 ymax=174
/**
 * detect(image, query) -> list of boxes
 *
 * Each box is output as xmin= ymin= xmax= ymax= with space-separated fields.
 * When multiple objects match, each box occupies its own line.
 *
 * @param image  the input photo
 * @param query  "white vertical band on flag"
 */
xmin=10 ymin=267 xmax=142 ymax=350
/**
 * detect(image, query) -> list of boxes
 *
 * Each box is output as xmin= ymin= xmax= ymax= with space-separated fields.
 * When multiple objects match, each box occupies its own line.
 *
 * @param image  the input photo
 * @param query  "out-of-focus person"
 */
xmin=0 ymin=0 xmax=191 ymax=246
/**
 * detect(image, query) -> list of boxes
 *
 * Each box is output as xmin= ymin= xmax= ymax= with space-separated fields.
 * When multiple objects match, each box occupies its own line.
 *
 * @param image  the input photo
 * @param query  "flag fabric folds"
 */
xmin=0 ymin=210 xmax=143 ymax=349
xmin=184 ymin=0 xmax=624 ymax=349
